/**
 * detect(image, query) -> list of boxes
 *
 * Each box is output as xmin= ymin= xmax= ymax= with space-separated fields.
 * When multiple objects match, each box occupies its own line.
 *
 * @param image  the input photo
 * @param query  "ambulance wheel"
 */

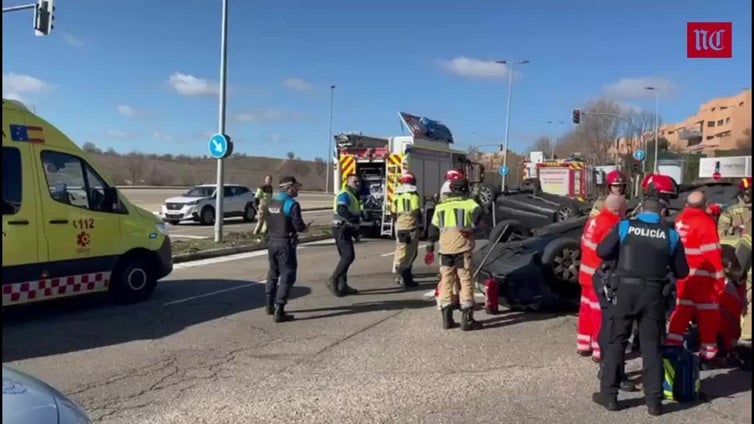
xmin=243 ymin=203 xmax=257 ymax=222
xmin=200 ymin=206 xmax=215 ymax=225
xmin=110 ymin=255 xmax=157 ymax=304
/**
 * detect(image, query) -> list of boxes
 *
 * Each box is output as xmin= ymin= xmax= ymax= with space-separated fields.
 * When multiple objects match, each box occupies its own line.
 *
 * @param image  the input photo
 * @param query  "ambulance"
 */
xmin=523 ymin=157 xmax=598 ymax=201
xmin=2 ymin=99 xmax=173 ymax=307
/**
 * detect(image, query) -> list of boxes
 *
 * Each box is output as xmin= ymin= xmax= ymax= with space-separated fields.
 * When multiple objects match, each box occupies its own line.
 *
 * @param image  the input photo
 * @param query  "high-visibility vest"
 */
xmin=394 ymin=191 xmax=420 ymax=214
xmin=431 ymin=197 xmax=479 ymax=232
xmin=333 ymin=188 xmax=361 ymax=220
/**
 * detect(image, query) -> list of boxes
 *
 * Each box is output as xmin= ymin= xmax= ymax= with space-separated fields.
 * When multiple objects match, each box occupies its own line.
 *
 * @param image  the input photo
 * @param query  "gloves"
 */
xmin=424 ymin=252 xmax=435 ymax=265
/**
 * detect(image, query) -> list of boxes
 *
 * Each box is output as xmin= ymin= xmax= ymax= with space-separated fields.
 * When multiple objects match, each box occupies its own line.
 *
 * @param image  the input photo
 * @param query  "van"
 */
xmin=2 ymin=99 xmax=173 ymax=307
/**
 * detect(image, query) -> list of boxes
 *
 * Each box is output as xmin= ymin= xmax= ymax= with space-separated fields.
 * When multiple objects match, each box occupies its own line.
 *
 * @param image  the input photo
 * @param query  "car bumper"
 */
xmin=156 ymin=236 xmax=173 ymax=280
xmin=160 ymin=205 xmax=199 ymax=222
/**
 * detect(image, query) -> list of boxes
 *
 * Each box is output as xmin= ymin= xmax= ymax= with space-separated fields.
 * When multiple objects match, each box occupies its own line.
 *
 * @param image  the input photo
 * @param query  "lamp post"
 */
xmin=644 ymin=86 xmax=660 ymax=173
xmin=495 ymin=59 xmax=529 ymax=191
xmin=546 ymin=120 xmax=565 ymax=160
xmin=325 ymin=85 xmax=335 ymax=193
xmin=213 ymin=0 xmax=229 ymax=243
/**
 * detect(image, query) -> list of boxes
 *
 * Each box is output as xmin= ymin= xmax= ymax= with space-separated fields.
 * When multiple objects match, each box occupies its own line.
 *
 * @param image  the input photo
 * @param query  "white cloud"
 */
xmin=283 ymin=77 xmax=314 ymax=93
xmin=106 ymin=129 xmax=135 ymax=139
xmin=439 ymin=56 xmax=511 ymax=79
xmin=603 ymin=77 xmax=680 ymax=100
xmin=152 ymin=131 xmax=174 ymax=142
xmin=117 ymin=104 xmax=137 ymax=117
xmin=233 ymin=108 xmax=291 ymax=123
xmin=266 ymin=133 xmax=282 ymax=143
xmin=167 ymin=72 xmax=219 ymax=97
xmin=62 ymin=32 xmax=85 ymax=47
xmin=2 ymin=73 xmax=52 ymax=102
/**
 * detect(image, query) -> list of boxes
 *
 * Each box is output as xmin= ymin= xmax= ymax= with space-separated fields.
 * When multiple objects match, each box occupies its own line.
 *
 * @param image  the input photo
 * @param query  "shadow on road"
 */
xmin=478 ymin=310 xmax=565 ymax=330
xmin=2 ymin=279 xmax=311 ymax=362
xmin=289 ymin=299 xmax=431 ymax=321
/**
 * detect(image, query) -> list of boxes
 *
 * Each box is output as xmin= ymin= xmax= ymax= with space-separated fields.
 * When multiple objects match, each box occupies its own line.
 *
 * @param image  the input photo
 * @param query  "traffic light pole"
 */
xmin=2 ymin=4 xmax=36 ymax=13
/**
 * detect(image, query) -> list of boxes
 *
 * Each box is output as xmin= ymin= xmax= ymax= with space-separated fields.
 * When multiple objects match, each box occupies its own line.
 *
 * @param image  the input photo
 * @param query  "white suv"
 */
xmin=160 ymin=184 xmax=257 ymax=225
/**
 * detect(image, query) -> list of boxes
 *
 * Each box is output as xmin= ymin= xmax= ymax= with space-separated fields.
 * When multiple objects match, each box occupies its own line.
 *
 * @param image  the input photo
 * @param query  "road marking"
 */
xmin=379 ymin=243 xmax=429 ymax=257
xmin=172 ymin=239 xmax=335 ymax=269
xmin=163 ymin=281 xmax=265 ymax=306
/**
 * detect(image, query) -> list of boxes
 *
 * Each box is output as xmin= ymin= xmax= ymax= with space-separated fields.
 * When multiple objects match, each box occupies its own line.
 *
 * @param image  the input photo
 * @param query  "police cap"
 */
xmin=279 ymin=176 xmax=302 ymax=188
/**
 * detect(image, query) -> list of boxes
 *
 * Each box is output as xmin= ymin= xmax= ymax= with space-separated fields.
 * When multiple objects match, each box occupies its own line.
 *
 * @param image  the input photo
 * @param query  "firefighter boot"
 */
xmin=404 ymin=267 xmax=418 ymax=288
xmin=273 ymin=304 xmax=294 ymax=323
xmin=460 ymin=307 xmax=482 ymax=331
xmin=441 ymin=305 xmax=456 ymax=330
xmin=265 ymin=294 xmax=275 ymax=316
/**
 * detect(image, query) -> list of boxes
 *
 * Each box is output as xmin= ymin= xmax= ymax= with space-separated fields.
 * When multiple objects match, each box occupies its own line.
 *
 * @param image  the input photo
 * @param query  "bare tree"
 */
xmin=563 ymin=98 xmax=625 ymax=164
xmin=624 ymin=109 xmax=662 ymax=150
xmin=466 ymin=145 xmax=483 ymax=162
xmin=527 ymin=136 xmax=552 ymax=155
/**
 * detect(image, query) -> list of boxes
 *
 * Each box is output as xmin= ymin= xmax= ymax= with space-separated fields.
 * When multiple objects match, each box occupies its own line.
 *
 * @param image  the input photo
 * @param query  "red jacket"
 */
xmin=674 ymin=207 xmax=725 ymax=292
xmin=579 ymin=208 xmax=621 ymax=285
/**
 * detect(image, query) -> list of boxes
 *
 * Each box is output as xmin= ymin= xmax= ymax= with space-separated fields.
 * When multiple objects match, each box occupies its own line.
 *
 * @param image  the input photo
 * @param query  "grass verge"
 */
xmin=171 ymin=225 xmax=332 ymax=256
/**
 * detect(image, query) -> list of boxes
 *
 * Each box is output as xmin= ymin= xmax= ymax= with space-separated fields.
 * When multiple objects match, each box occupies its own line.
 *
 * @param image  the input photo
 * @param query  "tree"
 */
xmin=286 ymin=151 xmax=295 ymax=160
xmin=313 ymin=157 xmax=326 ymax=175
xmin=623 ymin=109 xmax=661 ymax=149
xmin=737 ymin=128 xmax=752 ymax=150
xmin=527 ymin=136 xmax=552 ymax=155
xmin=82 ymin=142 xmax=102 ymax=154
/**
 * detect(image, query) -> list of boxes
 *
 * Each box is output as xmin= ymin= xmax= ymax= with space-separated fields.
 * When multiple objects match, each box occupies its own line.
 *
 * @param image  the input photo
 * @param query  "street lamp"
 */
xmin=644 ymin=86 xmax=660 ymax=173
xmin=495 ymin=59 xmax=529 ymax=191
xmin=546 ymin=120 xmax=565 ymax=160
xmin=325 ymin=85 xmax=336 ymax=193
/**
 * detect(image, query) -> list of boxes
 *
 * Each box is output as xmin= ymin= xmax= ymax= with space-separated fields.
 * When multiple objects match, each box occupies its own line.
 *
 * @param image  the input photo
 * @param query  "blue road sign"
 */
xmin=208 ymin=133 xmax=229 ymax=159
xmin=633 ymin=149 xmax=646 ymax=161
xmin=499 ymin=165 xmax=509 ymax=176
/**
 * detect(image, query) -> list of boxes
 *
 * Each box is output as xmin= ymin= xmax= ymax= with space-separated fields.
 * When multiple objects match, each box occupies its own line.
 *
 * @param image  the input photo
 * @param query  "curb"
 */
xmin=172 ymin=233 xmax=334 ymax=264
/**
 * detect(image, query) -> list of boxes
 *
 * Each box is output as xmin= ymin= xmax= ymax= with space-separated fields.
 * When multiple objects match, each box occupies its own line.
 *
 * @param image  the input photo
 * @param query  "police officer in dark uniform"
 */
xmin=265 ymin=176 xmax=309 ymax=323
xmin=593 ymin=197 xmax=689 ymax=416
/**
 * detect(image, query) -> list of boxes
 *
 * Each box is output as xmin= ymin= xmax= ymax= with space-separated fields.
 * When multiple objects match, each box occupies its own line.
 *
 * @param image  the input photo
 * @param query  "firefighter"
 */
xmin=590 ymin=170 xmax=627 ymax=218
xmin=718 ymin=177 xmax=752 ymax=238
xmin=593 ymin=191 xmax=689 ymax=416
xmin=425 ymin=177 xmax=484 ymax=331
xmin=392 ymin=172 xmax=422 ymax=289
xmin=253 ymin=174 xmax=274 ymax=237
xmin=578 ymin=194 xmax=627 ymax=361
xmin=666 ymin=190 xmax=726 ymax=366
xmin=265 ymin=176 xmax=309 ymax=323
xmin=718 ymin=227 xmax=751 ymax=359
xmin=439 ymin=168 xmax=463 ymax=201
xmin=329 ymin=174 xmax=361 ymax=297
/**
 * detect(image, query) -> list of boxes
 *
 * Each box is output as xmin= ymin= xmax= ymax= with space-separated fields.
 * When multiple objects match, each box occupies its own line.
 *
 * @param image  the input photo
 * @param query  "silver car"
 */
xmin=2 ymin=365 xmax=91 ymax=424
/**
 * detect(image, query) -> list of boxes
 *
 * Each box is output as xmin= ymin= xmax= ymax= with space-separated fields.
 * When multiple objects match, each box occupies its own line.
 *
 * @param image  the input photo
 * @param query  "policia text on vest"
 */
xmin=329 ymin=183 xmax=362 ymax=297
xmin=593 ymin=204 xmax=689 ymax=414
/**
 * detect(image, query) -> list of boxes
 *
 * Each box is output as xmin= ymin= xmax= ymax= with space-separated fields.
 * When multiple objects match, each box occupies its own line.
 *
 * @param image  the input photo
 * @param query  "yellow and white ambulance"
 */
xmin=2 ymin=99 xmax=173 ymax=307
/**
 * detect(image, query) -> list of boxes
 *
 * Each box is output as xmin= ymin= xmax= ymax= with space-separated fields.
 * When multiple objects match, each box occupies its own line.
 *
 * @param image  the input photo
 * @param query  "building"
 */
xmin=611 ymin=89 xmax=751 ymax=156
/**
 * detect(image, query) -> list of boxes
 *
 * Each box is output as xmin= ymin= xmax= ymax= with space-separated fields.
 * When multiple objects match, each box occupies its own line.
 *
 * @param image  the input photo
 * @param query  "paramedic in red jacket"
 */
xmin=578 ymin=194 xmax=626 ymax=360
xmin=666 ymin=190 xmax=725 ymax=364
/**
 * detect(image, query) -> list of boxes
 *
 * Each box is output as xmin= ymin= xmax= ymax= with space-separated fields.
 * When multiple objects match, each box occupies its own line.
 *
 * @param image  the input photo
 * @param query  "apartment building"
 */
xmin=612 ymin=89 xmax=751 ymax=156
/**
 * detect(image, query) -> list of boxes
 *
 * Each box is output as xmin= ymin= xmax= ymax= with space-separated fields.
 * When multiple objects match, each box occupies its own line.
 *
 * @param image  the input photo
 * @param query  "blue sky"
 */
xmin=2 ymin=0 xmax=751 ymax=160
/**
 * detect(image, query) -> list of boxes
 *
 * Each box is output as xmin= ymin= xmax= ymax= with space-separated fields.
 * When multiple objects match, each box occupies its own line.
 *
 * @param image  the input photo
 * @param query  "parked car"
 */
xmin=3 ymin=365 xmax=92 ymax=423
xmin=160 ymin=184 xmax=257 ymax=225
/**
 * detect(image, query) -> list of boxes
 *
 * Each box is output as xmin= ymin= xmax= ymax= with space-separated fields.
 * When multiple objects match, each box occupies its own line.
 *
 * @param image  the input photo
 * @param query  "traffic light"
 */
xmin=632 ymin=160 xmax=640 ymax=173
xmin=34 ymin=0 xmax=55 ymax=37
xmin=572 ymin=109 xmax=581 ymax=125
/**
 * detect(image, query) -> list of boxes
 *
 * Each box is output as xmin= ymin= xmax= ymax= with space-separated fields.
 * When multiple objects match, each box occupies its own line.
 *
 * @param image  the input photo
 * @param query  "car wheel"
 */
xmin=200 ymin=206 xmax=215 ymax=225
xmin=110 ymin=256 xmax=156 ymax=304
xmin=541 ymin=237 xmax=581 ymax=287
xmin=167 ymin=220 xmax=180 ymax=226
xmin=488 ymin=219 xmax=530 ymax=244
xmin=555 ymin=204 xmax=578 ymax=222
xmin=243 ymin=203 xmax=256 ymax=222
xmin=476 ymin=185 xmax=494 ymax=209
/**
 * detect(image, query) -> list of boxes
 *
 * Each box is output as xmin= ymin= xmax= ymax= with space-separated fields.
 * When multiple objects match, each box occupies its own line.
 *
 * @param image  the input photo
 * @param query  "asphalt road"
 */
xmin=3 ymin=238 xmax=751 ymax=423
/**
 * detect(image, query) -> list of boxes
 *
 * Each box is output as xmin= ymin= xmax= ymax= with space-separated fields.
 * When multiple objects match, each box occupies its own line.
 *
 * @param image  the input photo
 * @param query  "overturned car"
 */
xmin=474 ymin=180 xmax=741 ymax=311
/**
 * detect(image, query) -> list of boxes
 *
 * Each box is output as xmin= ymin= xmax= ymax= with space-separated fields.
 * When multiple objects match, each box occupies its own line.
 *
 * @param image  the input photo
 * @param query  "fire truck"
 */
xmin=332 ymin=112 xmax=490 ymax=237
xmin=521 ymin=157 xmax=598 ymax=201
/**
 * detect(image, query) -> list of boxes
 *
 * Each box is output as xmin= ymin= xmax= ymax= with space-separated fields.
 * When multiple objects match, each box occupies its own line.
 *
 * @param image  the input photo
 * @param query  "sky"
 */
xmin=2 ymin=0 xmax=752 ymax=160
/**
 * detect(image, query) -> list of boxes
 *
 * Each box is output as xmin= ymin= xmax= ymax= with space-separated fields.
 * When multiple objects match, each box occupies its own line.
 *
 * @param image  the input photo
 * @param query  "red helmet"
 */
xmin=445 ymin=168 xmax=463 ymax=181
xmin=399 ymin=172 xmax=416 ymax=185
xmin=739 ymin=177 xmax=752 ymax=191
xmin=606 ymin=170 xmax=627 ymax=186
xmin=641 ymin=174 xmax=678 ymax=199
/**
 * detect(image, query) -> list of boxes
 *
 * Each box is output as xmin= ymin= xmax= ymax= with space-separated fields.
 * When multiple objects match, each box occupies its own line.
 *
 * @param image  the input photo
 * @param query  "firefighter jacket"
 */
xmin=393 ymin=186 xmax=422 ymax=231
xmin=718 ymin=200 xmax=752 ymax=238
xmin=427 ymin=196 xmax=482 ymax=255
xmin=579 ymin=208 xmax=621 ymax=285
xmin=255 ymin=184 xmax=274 ymax=208
xmin=675 ymin=207 xmax=725 ymax=293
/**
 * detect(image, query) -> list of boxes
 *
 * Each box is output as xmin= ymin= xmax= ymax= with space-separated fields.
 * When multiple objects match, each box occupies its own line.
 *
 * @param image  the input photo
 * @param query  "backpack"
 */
xmin=662 ymin=345 xmax=701 ymax=402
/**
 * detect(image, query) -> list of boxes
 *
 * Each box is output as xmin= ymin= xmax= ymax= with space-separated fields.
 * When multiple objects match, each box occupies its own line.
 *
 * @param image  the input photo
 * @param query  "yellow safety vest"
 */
xmin=333 ymin=188 xmax=361 ymax=216
xmin=393 ymin=192 xmax=420 ymax=214
xmin=431 ymin=197 xmax=479 ymax=231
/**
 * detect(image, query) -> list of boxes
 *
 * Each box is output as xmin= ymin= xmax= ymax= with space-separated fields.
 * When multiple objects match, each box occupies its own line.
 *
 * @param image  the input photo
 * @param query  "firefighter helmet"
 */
xmin=399 ymin=172 xmax=416 ymax=185
xmin=641 ymin=173 xmax=678 ymax=199
xmin=445 ymin=168 xmax=463 ymax=181
xmin=606 ymin=170 xmax=627 ymax=186
xmin=449 ymin=177 xmax=469 ymax=193
xmin=739 ymin=177 xmax=752 ymax=191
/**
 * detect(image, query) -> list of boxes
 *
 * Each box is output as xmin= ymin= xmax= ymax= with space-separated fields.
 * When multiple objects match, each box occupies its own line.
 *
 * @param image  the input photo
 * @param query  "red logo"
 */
xmin=77 ymin=231 xmax=90 ymax=247
xmin=687 ymin=22 xmax=732 ymax=58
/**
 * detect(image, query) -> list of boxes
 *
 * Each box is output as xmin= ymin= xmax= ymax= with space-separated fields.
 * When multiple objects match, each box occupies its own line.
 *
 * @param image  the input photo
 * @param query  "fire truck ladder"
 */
xmin=380 ymin=162 xmax=400 ymax=237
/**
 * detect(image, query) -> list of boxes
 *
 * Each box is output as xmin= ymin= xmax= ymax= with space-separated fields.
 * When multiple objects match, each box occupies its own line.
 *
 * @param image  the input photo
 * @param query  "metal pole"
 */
xmin=214 ymin=0 xmax=229 ymax=243
xmin=325 ymin=85 xmax=335 ymax=193
xmin=2 ymin=4 xmax=36 ymax=13
xmin=653 ymin=92 xmax=659 ymax=173
xmin=502 ymin=65 xmax=514 ymax=192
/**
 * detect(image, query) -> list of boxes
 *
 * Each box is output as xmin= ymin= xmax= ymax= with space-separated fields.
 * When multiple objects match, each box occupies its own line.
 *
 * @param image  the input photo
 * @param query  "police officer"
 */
xmin=265 ymin=176 xmax=309 ymax=323
xmin=253 ymin=175 xmax=274 ymax=237
xmin=593 ymin=195 xmax=689 ymax=416
xmin=426 ymin=177 xmax=484 ymax=331
xmin=392 ymin=172 xmax=422 ymax=289
xmin=329 ymin=174 xmax=361 ymax=297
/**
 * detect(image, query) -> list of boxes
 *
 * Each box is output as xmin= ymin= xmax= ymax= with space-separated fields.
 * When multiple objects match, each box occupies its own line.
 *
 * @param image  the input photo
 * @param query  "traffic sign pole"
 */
xmin=214 ymin=0 xmax=229 ymax=243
